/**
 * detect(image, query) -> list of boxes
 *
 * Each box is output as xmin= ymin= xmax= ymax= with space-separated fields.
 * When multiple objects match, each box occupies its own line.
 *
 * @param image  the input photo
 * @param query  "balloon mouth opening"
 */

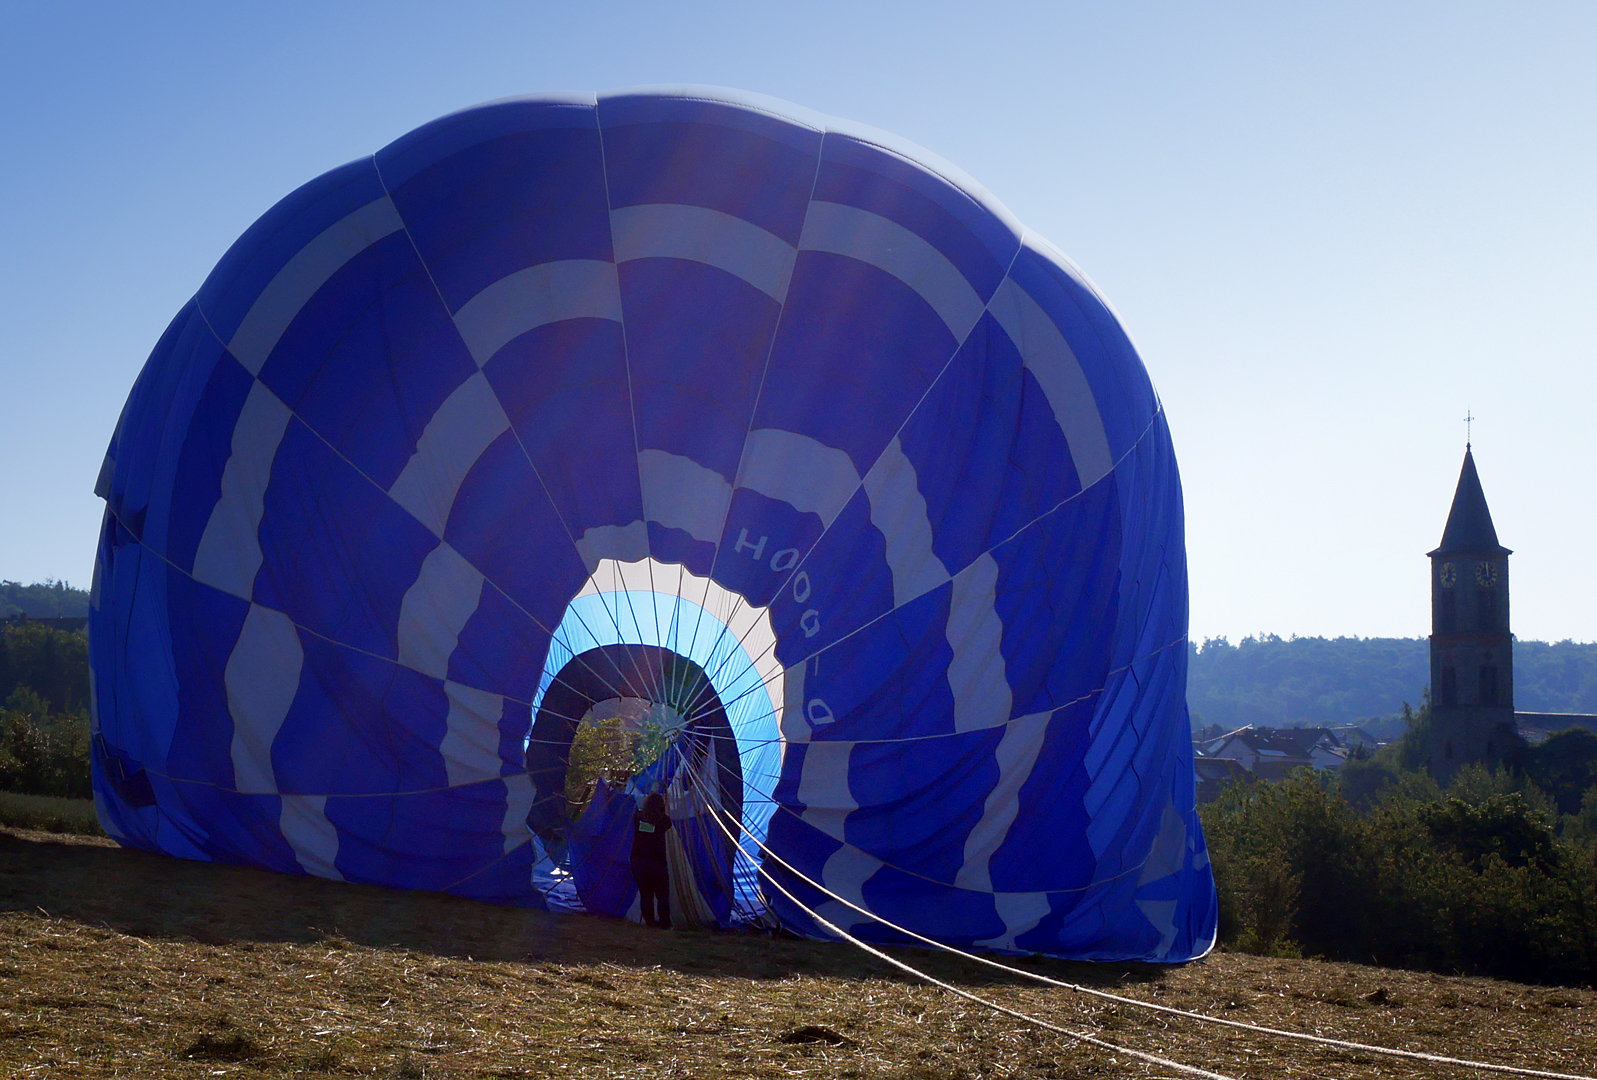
xmin=527 ymin=557 xmax=784 ymax=918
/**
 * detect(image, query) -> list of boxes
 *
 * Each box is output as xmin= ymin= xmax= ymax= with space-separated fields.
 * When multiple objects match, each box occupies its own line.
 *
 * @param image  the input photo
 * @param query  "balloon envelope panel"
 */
xmin=91 ymin=87 xmax=1217 ymax=961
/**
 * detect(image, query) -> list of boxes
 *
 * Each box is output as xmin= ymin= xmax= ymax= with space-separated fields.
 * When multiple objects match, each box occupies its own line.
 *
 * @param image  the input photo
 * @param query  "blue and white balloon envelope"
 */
xmin=90 ymin=87 xmax=1216 ymax=961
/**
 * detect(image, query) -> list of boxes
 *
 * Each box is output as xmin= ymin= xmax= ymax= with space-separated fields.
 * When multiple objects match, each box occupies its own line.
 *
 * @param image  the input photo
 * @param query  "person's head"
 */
xmin=644 ymin=791 xmax=666 ymax=816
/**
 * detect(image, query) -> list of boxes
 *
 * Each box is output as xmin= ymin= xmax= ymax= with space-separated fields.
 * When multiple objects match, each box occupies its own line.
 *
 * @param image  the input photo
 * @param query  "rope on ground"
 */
xmin=681 ymin=768 xmax=1244 ymax=1080
xmin=687 ymin=763 xmax=1597 ymax=1080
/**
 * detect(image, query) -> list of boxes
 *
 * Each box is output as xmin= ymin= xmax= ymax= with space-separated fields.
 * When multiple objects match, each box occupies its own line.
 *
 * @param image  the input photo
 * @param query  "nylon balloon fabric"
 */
xmin=90 ymin=87 xmax=1217 ymax=961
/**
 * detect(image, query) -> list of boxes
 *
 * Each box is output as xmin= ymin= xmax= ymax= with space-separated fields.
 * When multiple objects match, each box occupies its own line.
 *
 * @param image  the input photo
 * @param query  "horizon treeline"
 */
xmin=1 ymin=579 xmax=89 ymax=619
xmin=1191 ymin=634 xmax=1597 ymax=732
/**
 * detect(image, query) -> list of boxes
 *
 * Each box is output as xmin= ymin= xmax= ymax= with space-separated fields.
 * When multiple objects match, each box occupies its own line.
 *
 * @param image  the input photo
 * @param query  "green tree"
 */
xmin=0 ymin=623 xmax=90 ymax=714
xmin=1514 ymin=728 xmax=1597 ymax=815
xmin=0 ymin=686 xmax=91 ymax=798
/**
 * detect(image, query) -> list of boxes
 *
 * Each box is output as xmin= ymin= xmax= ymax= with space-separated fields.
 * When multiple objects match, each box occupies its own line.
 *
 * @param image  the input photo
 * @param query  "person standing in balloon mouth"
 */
xmin=631 ymin=790 xmax=674 ymax=929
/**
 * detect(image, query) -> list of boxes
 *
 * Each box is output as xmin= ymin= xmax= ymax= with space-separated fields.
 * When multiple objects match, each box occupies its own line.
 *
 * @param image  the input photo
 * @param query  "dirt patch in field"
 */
xmin=2 ymin=825 xmax=1593 ymax=1078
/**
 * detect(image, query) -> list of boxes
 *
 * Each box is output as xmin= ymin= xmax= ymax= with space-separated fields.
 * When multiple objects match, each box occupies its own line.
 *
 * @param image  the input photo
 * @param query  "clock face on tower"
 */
xmin=1476 ymin=562 xmax=1499 ymax=588
xmin=1440 ymin=563 xmax=1457 ymax=588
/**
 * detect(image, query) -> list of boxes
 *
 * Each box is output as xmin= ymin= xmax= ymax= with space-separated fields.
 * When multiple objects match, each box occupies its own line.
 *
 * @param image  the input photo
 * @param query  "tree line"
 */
xmin=0 ymin=578 xmax=89 ymax=619
xmin=1190 ymin=634 xmax=1597 ymax=732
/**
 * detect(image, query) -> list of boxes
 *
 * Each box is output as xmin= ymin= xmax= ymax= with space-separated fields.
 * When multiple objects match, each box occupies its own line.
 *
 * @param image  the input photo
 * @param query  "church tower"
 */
xmin=1426 ymin=446 xmax=1518 ymax=782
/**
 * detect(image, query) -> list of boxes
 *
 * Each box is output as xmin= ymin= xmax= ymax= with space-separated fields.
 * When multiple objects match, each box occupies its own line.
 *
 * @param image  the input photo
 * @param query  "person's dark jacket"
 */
xmin=631 ymin=793 xmax=673 ymax=866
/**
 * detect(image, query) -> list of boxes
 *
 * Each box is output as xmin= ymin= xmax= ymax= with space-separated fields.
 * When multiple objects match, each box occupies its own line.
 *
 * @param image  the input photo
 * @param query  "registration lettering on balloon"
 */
xmin=730 ymin=522 xmax=824 ymax=639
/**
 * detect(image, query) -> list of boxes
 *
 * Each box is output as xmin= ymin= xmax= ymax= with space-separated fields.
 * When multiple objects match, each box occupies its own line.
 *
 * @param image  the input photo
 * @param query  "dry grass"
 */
xmin=1 ymin=824 xmax=1593 ymax=1079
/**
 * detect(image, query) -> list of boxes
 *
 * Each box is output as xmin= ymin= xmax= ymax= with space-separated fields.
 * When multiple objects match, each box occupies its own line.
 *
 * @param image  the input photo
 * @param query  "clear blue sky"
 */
xmin=2 ymin=1 xmax=1592 ymax=642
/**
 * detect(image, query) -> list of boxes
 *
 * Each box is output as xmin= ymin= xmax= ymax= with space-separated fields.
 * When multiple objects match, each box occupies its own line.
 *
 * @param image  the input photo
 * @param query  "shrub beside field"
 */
xmin=0 ymin=622 xmax=91 ymax=799
xmin=0 ymin=689 xmax=90 ymax=799
xmin=1202 ymin=764 xmax=1597 ymax=986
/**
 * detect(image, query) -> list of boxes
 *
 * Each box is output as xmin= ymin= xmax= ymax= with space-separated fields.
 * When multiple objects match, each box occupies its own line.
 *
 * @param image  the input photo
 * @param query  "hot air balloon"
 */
xmin=91 ymin=87 xmax=1216 ymax=961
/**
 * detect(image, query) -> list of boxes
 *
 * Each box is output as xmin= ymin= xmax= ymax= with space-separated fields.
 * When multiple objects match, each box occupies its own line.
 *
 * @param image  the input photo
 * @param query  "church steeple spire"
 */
xmin=1425 ymin=443 xmax=1518 ymax=782
xmin=1429 ymin=447 xmax=1511 ymax=558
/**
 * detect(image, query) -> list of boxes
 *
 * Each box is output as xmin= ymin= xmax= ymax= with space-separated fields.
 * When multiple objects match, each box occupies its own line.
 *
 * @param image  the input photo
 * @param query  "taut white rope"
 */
xmin=686 ymin=758 xmax=1597 ymax=1080
xmin=680 ymin=764 xmax=1244 ymax=1080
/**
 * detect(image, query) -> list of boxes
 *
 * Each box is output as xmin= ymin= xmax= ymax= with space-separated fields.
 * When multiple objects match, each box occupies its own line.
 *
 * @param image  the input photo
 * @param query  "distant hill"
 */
xmin=1 ymin=580 xmax=90 ymax=619
xmin=1188 ymin=634 xmax=1597 ymax=732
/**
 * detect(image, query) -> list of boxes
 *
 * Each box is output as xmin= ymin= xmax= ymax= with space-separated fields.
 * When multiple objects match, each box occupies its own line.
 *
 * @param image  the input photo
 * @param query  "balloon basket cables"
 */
xmin=680 ymin=758 xmax=1596 ymax=1080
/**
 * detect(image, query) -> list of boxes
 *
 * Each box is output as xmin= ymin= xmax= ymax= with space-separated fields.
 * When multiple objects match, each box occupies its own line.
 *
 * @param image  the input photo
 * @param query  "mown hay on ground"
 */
xmin=2 ymin=825 xmax=1593 ymax=1079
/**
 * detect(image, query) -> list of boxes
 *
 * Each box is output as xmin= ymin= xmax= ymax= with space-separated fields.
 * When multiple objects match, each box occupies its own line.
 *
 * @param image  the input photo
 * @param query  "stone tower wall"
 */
xmin=1427 ymin=552 xmax=1516 ymax=781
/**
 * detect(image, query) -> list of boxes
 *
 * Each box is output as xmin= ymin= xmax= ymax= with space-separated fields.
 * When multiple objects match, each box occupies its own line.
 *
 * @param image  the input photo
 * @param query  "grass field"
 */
xmin=0 ymin=792 xmax=103 ymax=836
xmin=2 ymin=822 xmax=1593 ymax=1079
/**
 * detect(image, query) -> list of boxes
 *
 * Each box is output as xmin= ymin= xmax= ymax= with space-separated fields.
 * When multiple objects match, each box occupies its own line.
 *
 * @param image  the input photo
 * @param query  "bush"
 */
xmin=1201 ymin=767 xmax=1597 ymax=986
xmin=1514 ymin=728 xmax=1597 ymax=815
xmin=0 ymin=622 xmax=93 ymax=799
xmin=1421 ymin=792 xmax=1560 ymax=872
xmin=0 ymin=686 xmax=91 ymax=798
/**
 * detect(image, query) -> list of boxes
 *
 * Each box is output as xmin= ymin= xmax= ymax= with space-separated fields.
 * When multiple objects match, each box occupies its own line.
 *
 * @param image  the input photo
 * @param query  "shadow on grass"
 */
xmin=0 ymin=827 xmax=1174 ymax=989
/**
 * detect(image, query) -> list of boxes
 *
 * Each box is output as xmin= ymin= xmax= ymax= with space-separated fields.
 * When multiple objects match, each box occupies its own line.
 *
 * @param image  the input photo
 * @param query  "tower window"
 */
xmin=1478 ymin=589 xmax=1497 ymax=631
xmin=1440 ymin=666 xmax=1457 ymax=705
xmin=1480 ymin=665 xmax=1498 ymax=705
xmin=1439 ymin=590 xmax=1456 ymax=634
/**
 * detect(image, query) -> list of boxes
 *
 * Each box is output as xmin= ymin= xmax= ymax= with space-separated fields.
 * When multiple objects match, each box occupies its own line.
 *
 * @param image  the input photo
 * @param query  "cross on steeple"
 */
xmin=1464 ymin=410 xmax=1475 ymax=449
